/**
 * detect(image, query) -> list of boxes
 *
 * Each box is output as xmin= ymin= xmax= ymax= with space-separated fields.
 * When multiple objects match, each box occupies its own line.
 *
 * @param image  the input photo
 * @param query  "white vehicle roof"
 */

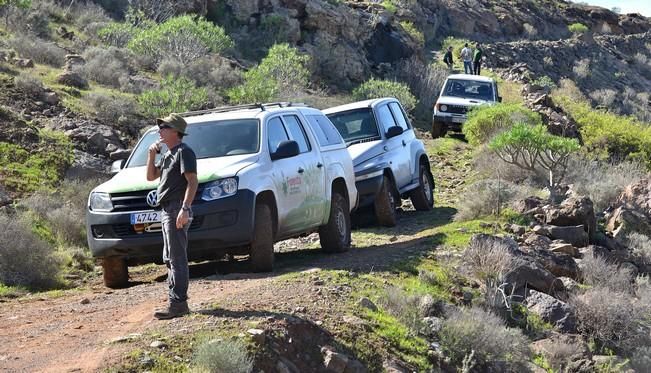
xmin=322 ymin=97 xmax=397 ymax=114
xmin=179 ymin=104 xmax=322 ymax=124
xmin=445 ymin=74 xmax=495 ymax=82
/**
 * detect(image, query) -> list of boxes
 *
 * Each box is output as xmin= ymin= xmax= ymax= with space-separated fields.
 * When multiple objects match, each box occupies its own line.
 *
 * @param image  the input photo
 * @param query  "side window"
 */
xmin=377 ymin=104 xmax=397 ymax=133
xmin=267 ymin=117 xmax=289 ymax=153
xmin=282 ymin=115 xmax=310 ymax=153
xmin=306 ymin=115 xmax=343 ymax=146
xmin=389 ymin=102 xmax=409 ymax=130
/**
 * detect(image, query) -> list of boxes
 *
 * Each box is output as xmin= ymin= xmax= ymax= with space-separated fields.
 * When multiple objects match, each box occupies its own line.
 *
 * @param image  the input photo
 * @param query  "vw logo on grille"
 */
xmin=146 ymin=190 xmax=159 ymax=208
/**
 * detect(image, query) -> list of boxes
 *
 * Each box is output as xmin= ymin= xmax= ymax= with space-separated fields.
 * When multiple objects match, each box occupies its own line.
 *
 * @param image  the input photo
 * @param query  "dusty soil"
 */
xmin=0 ymin=207 xmax=451 ymax=373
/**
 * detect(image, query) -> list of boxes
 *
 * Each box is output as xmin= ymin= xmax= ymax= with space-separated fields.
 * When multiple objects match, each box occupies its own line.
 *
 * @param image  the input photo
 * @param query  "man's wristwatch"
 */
xmin=182 ymin=205 xmax=191 ymax=212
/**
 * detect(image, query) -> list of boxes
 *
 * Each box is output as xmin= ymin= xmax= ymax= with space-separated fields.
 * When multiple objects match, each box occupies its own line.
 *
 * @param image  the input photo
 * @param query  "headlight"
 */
xmin=439 ymin=104 xmax=448 ymax=112
xmin=201 ymin=178 xmax=238 ymax=201
xmin=89 ymin=192 xmax=113 ymax=212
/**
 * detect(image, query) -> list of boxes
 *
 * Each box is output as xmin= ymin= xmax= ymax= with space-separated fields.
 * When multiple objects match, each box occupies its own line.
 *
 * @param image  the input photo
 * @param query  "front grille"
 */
xmin=444 ymin=105 xmax=468 ymax=115
xmin=110 ymin=188 xmax=205 ymax=212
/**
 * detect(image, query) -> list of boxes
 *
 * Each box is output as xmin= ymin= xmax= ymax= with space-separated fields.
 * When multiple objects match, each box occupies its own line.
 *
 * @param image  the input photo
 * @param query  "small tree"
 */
xmin=568 ymin=23 xmax=589 ymax=35
xmin=228 ymin=43 xmax=310 ymax=104
xmin=138 ymin=75 xmax=208 ymax=117
xmin=489 ymin=123 xmax=580 ymax=198
xmin=352 ymin=78 xmax=417 ymax=112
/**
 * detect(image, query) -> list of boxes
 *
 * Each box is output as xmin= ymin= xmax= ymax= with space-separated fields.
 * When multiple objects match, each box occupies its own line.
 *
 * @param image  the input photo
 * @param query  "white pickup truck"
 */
xmin=86 ymin=103 xmax=357 ymax=288
xmin=432 ymin=74 xmax=501 ymax=138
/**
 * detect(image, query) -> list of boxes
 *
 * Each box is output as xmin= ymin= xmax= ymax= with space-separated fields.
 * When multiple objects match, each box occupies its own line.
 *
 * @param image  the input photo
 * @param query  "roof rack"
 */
xmin=177 ymin=102 xmax=308 ymax=118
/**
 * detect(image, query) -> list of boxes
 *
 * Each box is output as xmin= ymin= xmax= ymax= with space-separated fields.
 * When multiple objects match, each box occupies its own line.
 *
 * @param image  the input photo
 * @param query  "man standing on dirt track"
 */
xmin=146 ymin=113 xmax=198 ymax=320
xmin=473 ymin=42 xmax=483 ymax=75
xmin=461 ymin=43 xmax=473 ymax=74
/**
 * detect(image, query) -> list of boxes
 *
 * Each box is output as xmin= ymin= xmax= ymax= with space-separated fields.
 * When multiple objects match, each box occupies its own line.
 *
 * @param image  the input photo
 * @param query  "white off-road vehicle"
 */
xmin=324 ymin=98 xmax=434 ymax=227
xmin=432 ymin=74 xmax=501 ymax=138
xmin=87 ymin=103 xmax=357 ymax=288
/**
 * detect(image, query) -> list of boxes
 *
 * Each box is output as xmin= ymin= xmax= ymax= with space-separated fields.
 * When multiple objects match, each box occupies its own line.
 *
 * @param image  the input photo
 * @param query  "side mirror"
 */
xmin=498 ymin=96 xmax=503 ymax=102
xmin=110 ymin=159 xmax=125 ymax=174
xmin=386 ymin=126 xmax=403 ymax=139
xmin=271 ymin=140 xmax=300 ymax=161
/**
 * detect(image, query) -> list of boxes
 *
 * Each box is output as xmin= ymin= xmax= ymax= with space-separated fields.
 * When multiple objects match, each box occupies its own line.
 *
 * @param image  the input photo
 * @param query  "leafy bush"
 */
xmin=184 ymin=56 xmax=242 ymax=91
xmin=98 ymin=22 xmax=138 ymax=47
xmin=127 ymin=15 xmax=233 ymax=65
xmin=6 ymin=35 xmax=66 ymax=67
xmin=570 ymin=287 xmax=648 ymax=352
xmin=589 ymin=88 xmax=617 ymax=108
xmin=555 ymin=95 xmax=651 ymax=168
xmin=138 ymin=75 xmax=207 ymax=118
xmin=228 ymin=44 xmax=310 ymax=104
xmin=568 ymin=23 xmax=589 ymax=34
xmin=580 ymin=254 xmax=634 ymax=293
xmin=0 ymin=213 xmax=61 ymax=289
xmin=463 ymin=103 xmax=542 ymax=145
xmin=531 ymin=76 xmax=556 ymax=90
xmin=192 ymin=338 xmax=253 ymax=373
xmin=439 ymin=307 xmax=530 ymax=371
xmin=399 ymin=21 xmax=424 ymax=47
xmin=352 ymin=78 xmax=417 ymax=112
xmin=14 ymin=72 xmax=45 ymax=97
xmin=564 ymin=156 xmax=645 ymax=212
xmin=455 ymin=179 xmax=534 ymax=221
xmin=85 ymin=92 xmax=140 ymax=124
xmin=573 ymin=58 xmax=591 ymax=79
xmin=81 ymin=47 xmax=131 ymax=88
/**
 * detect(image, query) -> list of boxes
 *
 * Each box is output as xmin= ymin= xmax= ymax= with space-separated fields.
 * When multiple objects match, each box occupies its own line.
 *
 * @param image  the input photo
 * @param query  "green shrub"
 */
xmin=531 ymin=76 xmax=557 ymax=90
xmin=192 ymin=338 xmax=253 ymax=373
xmin=399 ymin=21 xmax=424 ymax=47
xmin=0 ymin=213 xmax=61 ymax=290
xmin=555 ymin=96 xmax=651 ymax=168
xmin=439 ymin=306 xmax=530 ymax=371
xmin=98 ymin=22 xmax=138 ymax=48
xmin=14 ymin=72 xmax=45 ymax=97
xmin=138 ymin=75 xmax=208 ymax=118
xmin=6 ymin=35 xmax=66 ymax=67
xmin=81 ymin=46 xmax=131 ymax=88
xmin=127 ymin=15 xmax=233 ymax=65
xmin=352 ymin=78 xmax=417 ymax=112
xmin=380 ymin=286 xmax=425 ymax=334
xmin=85 ymin=92 xmax=140 ymax=124
xmin=228 ymin=44 xmax=310 ymax=104
xmin=463 ymin=103 xmax=542 ymax=145
xmin=568 ymin=23 xmax=589 ymax=34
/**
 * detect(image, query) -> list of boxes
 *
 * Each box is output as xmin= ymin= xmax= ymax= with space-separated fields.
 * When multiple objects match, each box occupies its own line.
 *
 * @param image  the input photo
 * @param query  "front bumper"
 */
xmin=86 ymin=189 xmax=255 ymax=262
xmin=354 ymin=170 xmax=384 ymax=208
xmin=433 ymin=114 xmax=467 ymax=132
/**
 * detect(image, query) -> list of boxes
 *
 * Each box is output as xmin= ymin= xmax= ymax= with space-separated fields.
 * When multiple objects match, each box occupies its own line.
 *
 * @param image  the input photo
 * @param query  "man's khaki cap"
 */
xmin=156 ymin=113 xmax=188 ymax=135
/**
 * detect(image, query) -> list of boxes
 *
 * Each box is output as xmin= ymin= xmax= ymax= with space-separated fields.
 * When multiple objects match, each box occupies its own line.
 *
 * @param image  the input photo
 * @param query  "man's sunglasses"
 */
xmin=158 ymin=124 xmax=172 ymax=130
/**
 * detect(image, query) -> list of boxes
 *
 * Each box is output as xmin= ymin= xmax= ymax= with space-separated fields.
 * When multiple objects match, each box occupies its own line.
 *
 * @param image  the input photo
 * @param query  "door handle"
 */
xmin=298 ymin=167 xmax=305 ymax=173
xmin=316 ymin=163 xmax=323 ymax=168
xmin=402 ymin=140 xmax=406 ymax=146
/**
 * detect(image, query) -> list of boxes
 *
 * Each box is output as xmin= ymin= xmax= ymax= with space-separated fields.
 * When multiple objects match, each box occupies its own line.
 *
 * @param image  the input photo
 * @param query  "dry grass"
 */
xmin=463 ymin=235 xmax=522 ymax=283
xmin=191 ymin=338 xmax=253 ymax=373
xmin=539 ymin=339 xmax=583 ymax=372
xmin=6 ymin=35 xmax=66 ymax=67
xmin=580 ymin=254 xmax=634 ymax=293
xmin=455 ymin=179 xmax=535 ymax=221
xmin=380 ymin=286 xmax=425 ymax=333
xmin=81 ymin=47 xmax=131 ymax=88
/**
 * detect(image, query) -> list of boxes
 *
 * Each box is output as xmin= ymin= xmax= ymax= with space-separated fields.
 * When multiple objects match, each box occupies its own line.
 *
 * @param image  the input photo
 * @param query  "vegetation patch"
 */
xmin=462 ymin=103 xmax=542 ymax=145
xmin=352 ymin=78 xmax=417 ymax=112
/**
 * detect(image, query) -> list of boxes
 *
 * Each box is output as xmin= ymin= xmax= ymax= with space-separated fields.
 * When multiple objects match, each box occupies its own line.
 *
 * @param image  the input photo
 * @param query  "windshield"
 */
xmin=443 ymin=79 xmax=494 ymax=101
xmin=127 ymin=119 xmax=259 ymax=168
xmin=326 ymin=108 xmax=380 ymax=143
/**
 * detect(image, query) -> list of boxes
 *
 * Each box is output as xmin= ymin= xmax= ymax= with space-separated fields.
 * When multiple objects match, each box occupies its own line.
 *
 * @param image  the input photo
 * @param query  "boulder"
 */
xmin=525 ymin=246 xmax=579 ymax=280
xmin=549 ymin=241 xmax=579 ymax=257
xmin=469 ymin=233 xmax=520 ymax=254
xmin=56 ymin=70 xmax=88 ymax=89
xmin=525 ymin=290 xmax=577 ymax=333
xmin=616 ymin=178 xmax=651 ymax=215
xmin=505 ymin=260 xmax=566 ymax=297
xmin=524 ymin=233 xmax=552 ymax=248
xmin=545 ymin=195 xmax=596 ymax=240
xmin=42 ymin=91 xmax=59 ymax=105
xmin=605 ymin=206 xmax=651 ymax=239
xmin=12 ymin=58 xmax=34 ymax=68
xmin=547 ymin=225 xmax=588 ymax=247
xmin=0 ymin=184 xmax=12 ymax=207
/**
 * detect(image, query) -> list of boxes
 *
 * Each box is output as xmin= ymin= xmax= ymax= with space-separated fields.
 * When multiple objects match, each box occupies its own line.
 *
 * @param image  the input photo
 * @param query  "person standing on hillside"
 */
xmin=146 ymin=113 xmax=198 ymax=320
xmin=461 ymin=43 xmax=473 ymax=74
xmin=443 ymin=46 xmax=454 ymax=69
xmin=473 ymin=42 xmax=483 ymax=75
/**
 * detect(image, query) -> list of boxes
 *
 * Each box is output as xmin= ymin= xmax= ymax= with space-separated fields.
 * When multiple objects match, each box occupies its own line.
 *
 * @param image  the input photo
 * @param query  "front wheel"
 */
xmin=250 ymin=203 xmax=274 ymax=272
xmin=319 ymin=192 xmax=351 ymax=253
xmin=374 ymin=176 xmax=397 ymax=227
xmin=102 ymin=257 xmax=128 ymax=289
xmin=410 ymin=164 xmax=434 ymax=211
xmin=431 ymin=120 xmax=445 ymax=138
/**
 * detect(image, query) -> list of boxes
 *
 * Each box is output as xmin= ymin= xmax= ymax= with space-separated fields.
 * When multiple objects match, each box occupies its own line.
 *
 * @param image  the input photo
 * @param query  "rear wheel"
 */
xmin=319 ymin=192 xmax=351 ymax=253
xmin=410 ymin=164 xmax=434 ymax=211
xmin=431 ymin=120 xmax=445 ymax=138
xmin=375 ymin=176 xmax=397 ymax=227
xmin=250 ymin=203 xmax=274 ymax=272
xmin=102 ymin=257 xmax=128 ymax=289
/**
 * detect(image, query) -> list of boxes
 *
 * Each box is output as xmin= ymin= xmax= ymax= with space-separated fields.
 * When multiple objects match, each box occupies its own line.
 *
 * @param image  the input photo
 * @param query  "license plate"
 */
xmin=130 ymin=211 xmax=161 ymax=224
xmin=451 ymin=116 xmax=465 ymax=123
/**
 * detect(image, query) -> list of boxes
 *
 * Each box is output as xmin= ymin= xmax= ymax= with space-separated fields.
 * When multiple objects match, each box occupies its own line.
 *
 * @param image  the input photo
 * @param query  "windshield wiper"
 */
xmin=347 ymin=136 xmax=380 ymax=147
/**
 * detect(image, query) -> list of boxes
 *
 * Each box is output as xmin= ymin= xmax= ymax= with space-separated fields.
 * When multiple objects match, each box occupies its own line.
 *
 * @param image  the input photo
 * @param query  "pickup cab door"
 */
xmin=267 ymin=115 xmax=325 ymax=236
xmin=376 ymin=103 xmax=411 ymax=189
xmin=388 ymin=102 xmax=418 ymax=186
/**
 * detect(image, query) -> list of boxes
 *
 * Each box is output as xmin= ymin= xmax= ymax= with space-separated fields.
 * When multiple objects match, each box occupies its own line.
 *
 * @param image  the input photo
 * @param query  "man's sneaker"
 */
xmin=154 ymin=301 xmax=190 ymax=320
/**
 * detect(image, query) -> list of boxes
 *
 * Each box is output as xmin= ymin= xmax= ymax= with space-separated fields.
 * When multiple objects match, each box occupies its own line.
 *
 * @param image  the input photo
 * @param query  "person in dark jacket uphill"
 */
xmin=146 ymin=113 xmax=198 ymax=320
xmin=443 ymin=46 xmax=454 ymax=69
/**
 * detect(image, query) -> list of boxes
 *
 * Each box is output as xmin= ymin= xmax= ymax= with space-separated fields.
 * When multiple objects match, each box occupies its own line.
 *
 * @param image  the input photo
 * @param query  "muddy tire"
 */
xmin=410 ymin=164 xmax=434 ymax=211
xmin=102 ymin=257 xmax=128 ymax=289
xmin=319 ymin=192 xmax=351 ymax=253
xmin=374 ymin=176 xmax=397 ymax=227
xmin=250 ymin=203 xmax=274 ymax=272
xmin=431 ymin=120 xmax=445 ymax=138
